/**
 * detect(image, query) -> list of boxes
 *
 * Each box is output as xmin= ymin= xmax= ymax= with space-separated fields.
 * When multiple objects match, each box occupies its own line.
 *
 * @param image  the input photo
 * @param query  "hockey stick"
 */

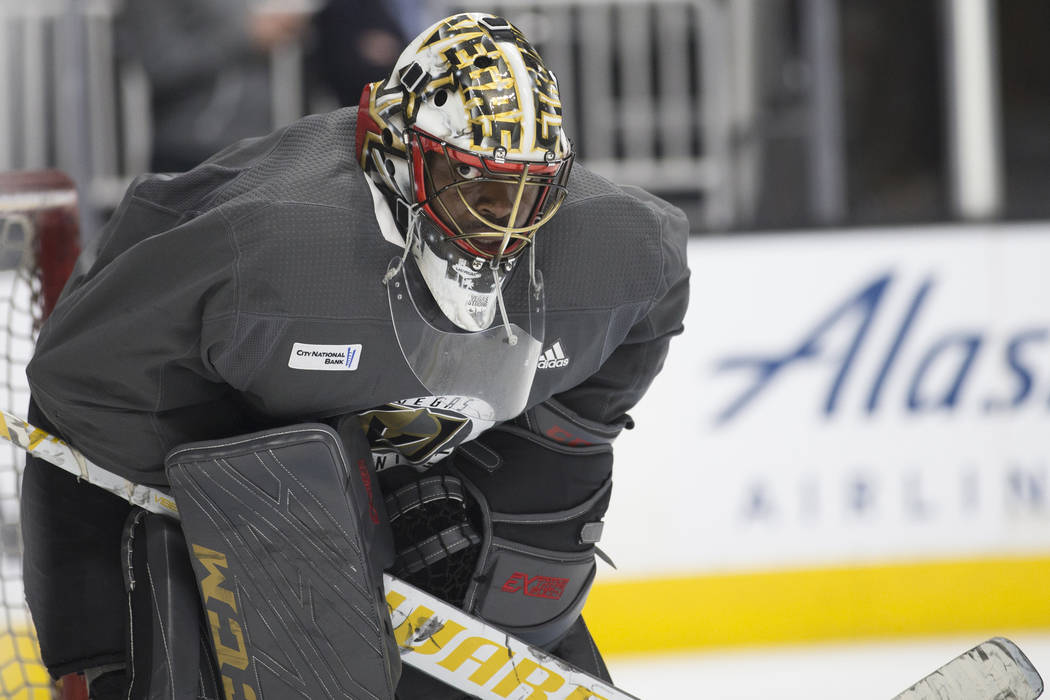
xmin=4 ymin=410 xmax=1045 ymax=700
xmin=893 ymin=637 xmax=1043 ymax=700
xmin=0 ymin=409 xmax=637 ymax=700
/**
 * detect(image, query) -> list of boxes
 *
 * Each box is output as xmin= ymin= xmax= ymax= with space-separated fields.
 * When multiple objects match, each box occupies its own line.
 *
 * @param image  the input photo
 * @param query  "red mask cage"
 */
xmin=408 ymin=128 xmax=573 ymax=260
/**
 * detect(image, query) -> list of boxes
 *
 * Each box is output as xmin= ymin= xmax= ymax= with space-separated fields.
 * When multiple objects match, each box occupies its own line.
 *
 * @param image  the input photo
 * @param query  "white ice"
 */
xmin=608 ymin=633 xmax=1050 ymax=699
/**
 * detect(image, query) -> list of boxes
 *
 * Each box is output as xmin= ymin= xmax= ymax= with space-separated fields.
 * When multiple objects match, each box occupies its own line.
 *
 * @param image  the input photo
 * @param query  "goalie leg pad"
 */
xmin=122 ymin=508 xmax=222 ymax=700
xmin=165 ymin=423 xmax=399 ymax=700
xmin=21 ymin=401 xmax=133 ymax=678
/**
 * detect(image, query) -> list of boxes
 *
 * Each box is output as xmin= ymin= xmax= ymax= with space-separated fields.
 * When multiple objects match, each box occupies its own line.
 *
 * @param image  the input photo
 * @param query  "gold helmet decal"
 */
xmin=412 ymin=14 xmax=566 ymax=156
xmin=357 ymin=12 xmax=571 ymax=196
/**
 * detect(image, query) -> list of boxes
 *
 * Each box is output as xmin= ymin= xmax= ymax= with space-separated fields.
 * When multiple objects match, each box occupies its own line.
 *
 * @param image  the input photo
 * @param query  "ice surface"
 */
xmin=608 ymin=634 xmax=1050 ymax=699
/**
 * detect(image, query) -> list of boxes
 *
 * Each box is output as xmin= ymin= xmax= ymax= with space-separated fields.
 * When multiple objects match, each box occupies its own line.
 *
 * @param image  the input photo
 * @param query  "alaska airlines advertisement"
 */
xmin=607 ymin=223 xmax=1050 ymax=576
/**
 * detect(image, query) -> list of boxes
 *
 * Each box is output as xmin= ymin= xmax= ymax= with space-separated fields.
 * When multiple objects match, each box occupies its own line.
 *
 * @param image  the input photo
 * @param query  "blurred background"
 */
xmin=2 ymin=0 xmax=1048 ymax=238
xmin=1 ymin=0 xmax=1049 ymax=698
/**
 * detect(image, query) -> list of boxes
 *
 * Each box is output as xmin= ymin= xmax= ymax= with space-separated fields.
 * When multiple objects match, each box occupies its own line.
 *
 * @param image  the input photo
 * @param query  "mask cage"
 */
xmin=408 ymin=128 xmax=573 ymax=262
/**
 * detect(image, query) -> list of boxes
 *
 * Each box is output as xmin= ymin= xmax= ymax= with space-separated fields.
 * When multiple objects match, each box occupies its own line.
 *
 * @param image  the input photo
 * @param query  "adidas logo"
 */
xmin=537 ymin=340 xmax=570 ymax=369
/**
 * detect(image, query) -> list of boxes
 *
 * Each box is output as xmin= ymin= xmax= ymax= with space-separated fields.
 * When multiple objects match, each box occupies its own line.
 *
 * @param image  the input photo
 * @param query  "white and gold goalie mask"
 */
xmin=356 ymin=12 xmax=573 ymax=333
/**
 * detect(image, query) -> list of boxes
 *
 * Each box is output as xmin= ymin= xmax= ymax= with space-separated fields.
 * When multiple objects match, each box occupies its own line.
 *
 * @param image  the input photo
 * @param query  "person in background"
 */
xmin=388 ymin=0 xmax=429 ymax=37
xmin=309 ymin=0 xmax=408 ymax=107
xmin=115 ymin=0 xmax=312 ymax=172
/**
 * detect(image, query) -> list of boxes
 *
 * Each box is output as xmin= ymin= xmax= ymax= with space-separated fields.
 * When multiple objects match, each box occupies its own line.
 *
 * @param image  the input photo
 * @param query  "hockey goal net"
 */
xmin=0 ymin=171 xmax=81 ymax=699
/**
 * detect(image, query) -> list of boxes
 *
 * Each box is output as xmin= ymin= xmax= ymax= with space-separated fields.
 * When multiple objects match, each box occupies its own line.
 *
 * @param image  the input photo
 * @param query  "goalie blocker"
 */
xmin=156 ymin=422 xmax=400 ymax=699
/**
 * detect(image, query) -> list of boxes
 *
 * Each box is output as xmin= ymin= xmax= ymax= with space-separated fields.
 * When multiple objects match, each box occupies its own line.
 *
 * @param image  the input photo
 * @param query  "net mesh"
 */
xmin=0 ymin=171 xmax=81 ymax=699
xmin=386 ymin=475 xmax=481 ymax=608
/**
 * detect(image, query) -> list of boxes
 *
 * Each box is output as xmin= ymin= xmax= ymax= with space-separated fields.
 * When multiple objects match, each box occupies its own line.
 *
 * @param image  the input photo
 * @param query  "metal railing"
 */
xmin=0 ymin=0 xmax=1013 ymax=235
xmin=2 ymin=0 xmax=759 ymax=235
xmin=0 ymin=0 xmax=139 ymax=232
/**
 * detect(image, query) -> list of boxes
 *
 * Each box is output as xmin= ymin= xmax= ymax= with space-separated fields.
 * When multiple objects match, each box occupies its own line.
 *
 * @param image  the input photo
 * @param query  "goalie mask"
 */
xmin=356 ymin=12 xmax=573 ymax=419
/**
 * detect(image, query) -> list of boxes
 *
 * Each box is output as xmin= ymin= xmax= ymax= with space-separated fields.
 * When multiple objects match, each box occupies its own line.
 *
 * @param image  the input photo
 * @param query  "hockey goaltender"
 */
xmin=23 ymin=12 xmax=689 ymax=699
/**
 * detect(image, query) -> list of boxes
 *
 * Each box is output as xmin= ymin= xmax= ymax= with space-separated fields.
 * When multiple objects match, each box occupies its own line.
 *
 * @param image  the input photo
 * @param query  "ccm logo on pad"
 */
xmin=501 ymin=572 xmax=569 ymax=600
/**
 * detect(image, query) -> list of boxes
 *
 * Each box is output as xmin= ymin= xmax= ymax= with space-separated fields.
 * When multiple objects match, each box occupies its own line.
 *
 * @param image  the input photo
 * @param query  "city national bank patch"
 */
xmin=288 ymin=343 xmax=362 ymax=371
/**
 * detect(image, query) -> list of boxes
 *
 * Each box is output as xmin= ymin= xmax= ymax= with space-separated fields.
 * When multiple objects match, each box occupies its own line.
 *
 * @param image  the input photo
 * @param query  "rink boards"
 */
xmin=590 ymin=221 xmax=1050 ymax=654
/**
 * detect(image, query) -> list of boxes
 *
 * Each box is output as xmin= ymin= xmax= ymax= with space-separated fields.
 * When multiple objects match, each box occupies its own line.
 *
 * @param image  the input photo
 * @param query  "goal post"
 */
xmin=0 ymin=170 xmax=82 ymax=700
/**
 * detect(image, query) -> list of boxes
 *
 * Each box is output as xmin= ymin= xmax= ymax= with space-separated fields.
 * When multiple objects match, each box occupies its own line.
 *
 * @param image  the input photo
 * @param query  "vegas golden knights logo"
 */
xmin=359 ymin=400 xmax=475 ymax=467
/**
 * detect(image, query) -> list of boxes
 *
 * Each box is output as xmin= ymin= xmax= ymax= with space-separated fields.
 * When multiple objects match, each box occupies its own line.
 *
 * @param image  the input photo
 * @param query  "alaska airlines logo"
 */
xmin=713 ymin=273 xmax=1049 ymax=424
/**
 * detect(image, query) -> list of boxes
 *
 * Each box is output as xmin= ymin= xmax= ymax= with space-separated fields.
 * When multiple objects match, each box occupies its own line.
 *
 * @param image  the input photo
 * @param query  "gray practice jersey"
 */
xmin=27 ymin=107 xmax=690 ymax=487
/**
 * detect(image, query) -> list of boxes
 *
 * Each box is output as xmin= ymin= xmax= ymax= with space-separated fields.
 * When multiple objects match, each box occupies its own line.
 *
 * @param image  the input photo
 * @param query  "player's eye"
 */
xmin=455 ymin=164 xmax=483 ymax=180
